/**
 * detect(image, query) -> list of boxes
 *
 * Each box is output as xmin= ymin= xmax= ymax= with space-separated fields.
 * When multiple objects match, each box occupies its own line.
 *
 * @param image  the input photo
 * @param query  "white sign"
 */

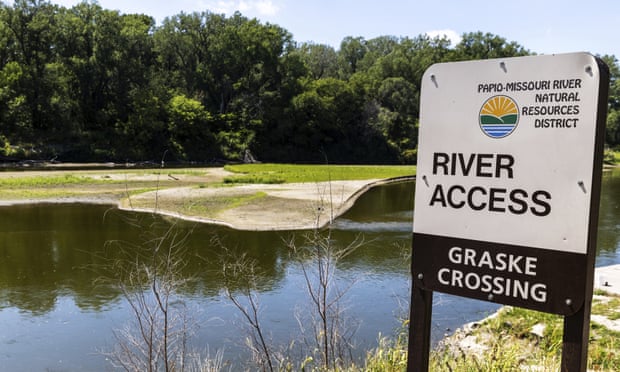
xmin=413 ymin=53 xmax=603 ymax=255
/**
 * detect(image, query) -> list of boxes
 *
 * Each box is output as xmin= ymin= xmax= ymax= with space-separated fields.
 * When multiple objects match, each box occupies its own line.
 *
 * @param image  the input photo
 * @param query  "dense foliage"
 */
xmin=0 ymin=0 xmax=618 ymax=164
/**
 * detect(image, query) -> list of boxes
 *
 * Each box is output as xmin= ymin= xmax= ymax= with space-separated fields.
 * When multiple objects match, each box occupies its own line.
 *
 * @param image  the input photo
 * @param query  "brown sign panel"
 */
xmin=412 ymin=233 xmax=587 ymax=315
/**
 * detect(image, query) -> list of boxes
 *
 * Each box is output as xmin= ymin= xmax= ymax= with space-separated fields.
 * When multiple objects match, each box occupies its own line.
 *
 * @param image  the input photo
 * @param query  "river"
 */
xmin=1 ymin=169 xmax=619 ymax=370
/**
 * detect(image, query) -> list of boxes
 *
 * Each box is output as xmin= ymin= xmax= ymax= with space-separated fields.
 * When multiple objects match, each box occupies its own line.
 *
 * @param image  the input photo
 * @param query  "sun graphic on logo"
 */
xmin=479 ymin=95 xmax=519 ymax=138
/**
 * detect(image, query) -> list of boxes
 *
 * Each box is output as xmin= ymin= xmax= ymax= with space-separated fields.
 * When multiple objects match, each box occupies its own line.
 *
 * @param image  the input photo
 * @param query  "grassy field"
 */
xmin=223 ymin=163 xmax=415 ymax=184
xmin=0 ymin=164 xmax=415 ymax=201
xmin=0 ymin=173 xmax=103 ymax=187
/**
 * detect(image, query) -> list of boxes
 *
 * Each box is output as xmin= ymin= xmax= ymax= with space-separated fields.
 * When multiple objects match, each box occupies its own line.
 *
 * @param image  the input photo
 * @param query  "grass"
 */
xmin=358 ymin=291 xmax=620 ymax=372
xmin=592 ymin=296 xmax=620 ymax=320
xmin=428 ymin=301 xmax=620 ymax=371
xmin=0 ymin=174 xmax=102 ymax=188
xmin=0 ymin=164 xmax=416 ymax=223
xmin=179 ymin=192 xmax=268 ymax=217
xmin=360 ymin=326 xmax=409 ymax=372
xmin=604 ymin=149 xmax=620 ymax=165
xmin=0 ymin=188 xmax=84 ymax=199
xmin=125 ymin=191 xmax=270 ymax=219
xmin=223 ymin=164 xmax=415 ymax=184
xmin=0 ymin=169 xmax=204 ymax=200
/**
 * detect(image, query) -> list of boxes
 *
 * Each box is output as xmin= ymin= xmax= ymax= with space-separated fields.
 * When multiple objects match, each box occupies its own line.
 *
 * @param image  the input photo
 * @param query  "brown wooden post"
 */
xmin=561 ymin=307 xmax=590 ymax=371
xmin=407 ymin=278 xmax=433 ymax=372
xmin=561 ymin=56 xmax=609 ymax=372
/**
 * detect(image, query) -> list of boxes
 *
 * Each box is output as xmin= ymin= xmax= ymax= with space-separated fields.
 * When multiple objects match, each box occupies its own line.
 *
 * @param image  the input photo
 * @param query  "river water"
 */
xmin=1 ymin=169 xmax=620 ymax=370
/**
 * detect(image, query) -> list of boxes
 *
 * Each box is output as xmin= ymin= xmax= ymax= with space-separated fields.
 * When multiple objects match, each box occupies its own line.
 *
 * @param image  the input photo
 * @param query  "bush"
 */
xmin=0 ymin=135 xmax=10 ymax=157
xmin=604 ymin=148 xmax=618 ymax=164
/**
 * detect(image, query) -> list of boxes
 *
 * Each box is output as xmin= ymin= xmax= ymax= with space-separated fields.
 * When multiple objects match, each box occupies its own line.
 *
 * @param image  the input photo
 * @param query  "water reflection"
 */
xmin=0 ymin=204 xmax=296 ymax=314
xmin=1 ymin=173 xmax=619 ymax=370
xmin=0 ymin=204 xmax=122 ymax=313
xmin=0 ymin=182 xmax=416 ymax=316
xmin=597 ymin=169 xmax=620 ymax=265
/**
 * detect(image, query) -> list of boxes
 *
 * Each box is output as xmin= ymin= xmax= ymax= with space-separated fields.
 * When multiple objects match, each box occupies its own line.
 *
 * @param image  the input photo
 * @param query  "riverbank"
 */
xmin=0 ymin=166 xmax=414 ymax=230
xmin=428 ymin=264 xmax=620 ymax=371
xmin=120 ymin=178 xmax=402 ymax=230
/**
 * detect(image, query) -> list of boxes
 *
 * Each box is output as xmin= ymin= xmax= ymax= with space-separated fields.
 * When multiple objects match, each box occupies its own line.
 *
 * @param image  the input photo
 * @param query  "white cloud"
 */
xmin=254 ymin=0 xmax=278 ymax=16
xmin=203 ymin=0 xmax=279 ymax=16
xmin=426 ymin=29 xmax=462 ymax=46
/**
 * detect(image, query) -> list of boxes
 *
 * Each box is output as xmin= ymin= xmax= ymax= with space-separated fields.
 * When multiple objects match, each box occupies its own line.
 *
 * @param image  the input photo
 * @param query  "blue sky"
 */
xmin=19 ymin=0 xmax=620 ymax=58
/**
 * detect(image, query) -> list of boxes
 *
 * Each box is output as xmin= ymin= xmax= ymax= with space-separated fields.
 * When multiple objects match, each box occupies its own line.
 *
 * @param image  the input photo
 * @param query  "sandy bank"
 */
xmin=120 ymin=177 xmax=414 ymax=231
xmin=0 ymin=166 xmax=414 ymax=231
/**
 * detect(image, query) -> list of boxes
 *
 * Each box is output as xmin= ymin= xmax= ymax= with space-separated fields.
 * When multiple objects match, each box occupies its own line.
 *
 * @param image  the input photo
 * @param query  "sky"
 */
xmin=12 ymin=0 xmax=620 ymax=58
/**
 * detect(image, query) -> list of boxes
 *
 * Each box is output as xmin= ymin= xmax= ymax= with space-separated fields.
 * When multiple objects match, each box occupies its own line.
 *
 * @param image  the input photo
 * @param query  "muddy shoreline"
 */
xmin=0 ymin=166 xmax=414 ymax=230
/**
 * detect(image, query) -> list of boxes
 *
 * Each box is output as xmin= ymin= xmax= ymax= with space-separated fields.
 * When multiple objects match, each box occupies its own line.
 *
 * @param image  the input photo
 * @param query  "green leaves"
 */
xmin=0 ymin=1 xmax=617 ymax=163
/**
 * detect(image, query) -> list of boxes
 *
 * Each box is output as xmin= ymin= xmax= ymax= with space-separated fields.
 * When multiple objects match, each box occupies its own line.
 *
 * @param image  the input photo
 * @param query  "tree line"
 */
xmin=1 ymin=0 xmax=619 ymax=164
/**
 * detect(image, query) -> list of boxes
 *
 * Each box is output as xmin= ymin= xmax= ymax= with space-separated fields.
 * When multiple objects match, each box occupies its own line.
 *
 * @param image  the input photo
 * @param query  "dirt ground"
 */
xmin=125 ymin=179 xmax=383 ymax=230
xmin=0 ymin=167 xmax=394 ymax=231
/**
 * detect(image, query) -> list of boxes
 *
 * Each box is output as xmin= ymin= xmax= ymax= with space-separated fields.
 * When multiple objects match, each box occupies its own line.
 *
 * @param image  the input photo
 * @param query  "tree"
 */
xmin=349 ymin=35 xmax=453 ymax=162
xmin=154 ymin=12 xmax=208 ymax=100
xmin=0 ymin=61 xmax=29 ymax=150
xmin=155 ymin=11 xmax=295 ymax=162
xmin=375 ymin=77 xmax=418 ymax=160
xmin=338 ymin=36 xmax=367 ymax=78
xmin=287 ymin=77 xmax=374 ymax=162
xmin=118 ymin=80 xmax=169 ymax=161
xmin=296 ymin=42 xmax=339 ymax=79
xmin=600 ymin=55 xmax=620 ymax=147
xmin=55 ymin=3 xmax=159 ymax=160
xmin=454 ymin=31 xmax=530 ymax=60
xmin=0 ymin=1 xmax=556 ymax=164
xmin=0 ymin=0 xmax=61 ymax=144
xmin=167 ymin=94 xmax=217 ymax=160
xmin=356 ymin=35 xmax=399 ymax=72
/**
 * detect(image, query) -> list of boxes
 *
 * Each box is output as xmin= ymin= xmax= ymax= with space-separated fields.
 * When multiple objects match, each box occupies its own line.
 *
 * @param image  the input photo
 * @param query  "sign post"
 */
xmin=408 ymin=53 xmax=609 ymax=372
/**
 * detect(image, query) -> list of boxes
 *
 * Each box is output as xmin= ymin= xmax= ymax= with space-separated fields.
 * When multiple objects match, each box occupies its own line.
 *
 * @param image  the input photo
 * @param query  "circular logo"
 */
xmin=479 ymin=95 xmax=519 ymax=138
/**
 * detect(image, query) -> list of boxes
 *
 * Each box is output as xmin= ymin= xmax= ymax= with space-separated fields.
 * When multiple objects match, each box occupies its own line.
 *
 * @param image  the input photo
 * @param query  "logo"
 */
xmin=479 ymin=95 xmax=519 ymax=138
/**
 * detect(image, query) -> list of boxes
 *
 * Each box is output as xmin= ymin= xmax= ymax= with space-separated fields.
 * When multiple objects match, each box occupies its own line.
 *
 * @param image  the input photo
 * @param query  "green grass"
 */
xmin=0 ymin=174 xmax=102 ymax=188
xmin=124 ymin=187 xmax=159 ymax=196
xmin=127 ymin=191 xmax=269 ymax=218
xmin=223 ymin=164 xmax=416 ymax=184
xmin=359 ymin=292 xmax=620 ymax=372
xmin=604 ymin=149 xmax=620 ymax=165
xmin=426 ymin=301 xmax=620 ymax=371
xmin=360 ymin=325 xmax=409 ymax=372
xmin=0 ymin=189 xmax=83 ymax=199
xmin=592 ymin=296 xmax=620 ymax=320
xmin=149 ymin=169 xmax=207 ymax=176
xmin=180 ymin=192 xmax=268 ymax=216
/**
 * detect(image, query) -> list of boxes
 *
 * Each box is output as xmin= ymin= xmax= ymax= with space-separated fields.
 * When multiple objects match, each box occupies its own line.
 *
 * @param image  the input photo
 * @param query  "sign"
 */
xmin=412 ymin=52 xmax=607 ymax=315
